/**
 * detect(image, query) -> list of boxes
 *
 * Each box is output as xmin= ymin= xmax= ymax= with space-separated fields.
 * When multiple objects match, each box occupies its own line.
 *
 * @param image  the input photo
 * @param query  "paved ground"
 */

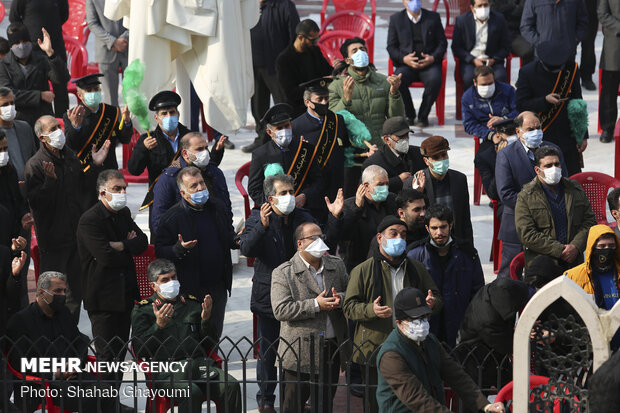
xmin=9 ymin=1 xmax=615 ymax=411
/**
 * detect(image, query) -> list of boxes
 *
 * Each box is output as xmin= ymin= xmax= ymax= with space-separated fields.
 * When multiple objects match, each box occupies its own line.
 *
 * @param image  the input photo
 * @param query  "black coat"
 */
xmin=0 ymin=50 xmax=70 ymax=127
xmin=251 ymin=0 xmax=299 ymax=74
xmin=473 ymin=145 xmax=499 ymax=202
xmin=0 ymin=164 xmax=28 ymax=245
xmin=276 ymin=44 xmax=332 ymax=118
xmin=0 ymin=245 xmax=21 ymax=335
xmin=451 ymin=11 xmax=512 ymax=63
xmin=155 ymin=198 xmax=237 ymax=297
xmin=248 ymin=139 xmax=324 ymax=207
xmin=362 ymin=144 xmax=425 ymax=194
xmin=76 ymin=201 xmax=148 ymax=312
xmin=64 ymin=103 xmax=133 ymax=170
xmin=387 ymin=9 xmax=447 ymax=67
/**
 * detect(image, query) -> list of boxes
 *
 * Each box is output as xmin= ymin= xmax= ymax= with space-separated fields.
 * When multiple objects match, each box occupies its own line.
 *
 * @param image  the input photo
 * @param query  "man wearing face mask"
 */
xmin=151 ymin=132 xmax=230 ymax=237
xmin=462 ymin=65 xmax=518 ymax=151
xmin=24 ymin=115 xmax=110 ymax=322
xmin=344 ymin=216 xmax=440 ymax=413
xmin=376 ymin=287 xmax=505 ymax=413
xmin=407 ymin=205 xmax=484 ymax=347
xmin=495 ymin=111 xmax=567 ymax=277
xmin=64 ymin=73 xmax=133 ymax=171
xmin=408 ymin=135 xmax=474 ymax=246
xmin=270 ymin=222 xmax=350 ymax=413
xmin=0 ymin=87 xmax=38 ymax=182
xmin=452 ymin=0 xmax=511 ymax=92
xmin=155 ymin=166 xmax=238 ymax=339
xmin=241 ymin=173 xmax=343 ymax=412
xmin=76 ymin=169 xmax=148 ymax=391
xmin=131 ymin=259 xmax=242 ymax=413
xmin=515 ymin=146 xmax=596 ymax=271
xmin=516 ymin=40 xmax=587 ymax=176
xmin=387 ymin=0 xmax=446 ymax=128
xmin=362 ymin=116 xmax=425 ymax=194
xmin=0 ymin=24 xmax=70 ymax=127
xmin=275 ymin=19 xmax=332 ymax=118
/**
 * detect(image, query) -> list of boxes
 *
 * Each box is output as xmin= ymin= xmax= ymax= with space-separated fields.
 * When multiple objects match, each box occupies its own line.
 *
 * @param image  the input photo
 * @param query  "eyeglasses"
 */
xmin=299 ymin=234 xmax=326 ymax=242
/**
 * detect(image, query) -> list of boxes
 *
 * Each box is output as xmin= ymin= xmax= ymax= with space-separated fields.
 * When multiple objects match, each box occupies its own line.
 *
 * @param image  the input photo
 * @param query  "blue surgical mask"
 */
xmin=83 ymin=91 xmax=102 ymax=108
xmin=382 ymin=237 xmax=406 ymax=257
xmin=407 ymin=0 xmax=421 ymax=13
xmin=352 ymin=49 xmax=369 ymax=68
xmin=371 ymin=185 xmax=389 ymax=202
xmin=190 ymin=189 xmax=209 ymax=206
xmin=431 ymin=159 xmax=449 ymax=175
xmin=161 ymin=115 xmax=179 ymax=133
xmin=522 ymin=129 xmax=543 ymax=148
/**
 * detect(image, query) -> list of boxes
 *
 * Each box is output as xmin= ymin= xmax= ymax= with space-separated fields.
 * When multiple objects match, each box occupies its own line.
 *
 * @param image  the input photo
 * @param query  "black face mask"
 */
xmin=43 ymin=291 xmax=67 ymax=312
xmin=592 ymin=248 xmax=616 ymax=273
xmin=312 ymin=102 xmax=328 ymax=117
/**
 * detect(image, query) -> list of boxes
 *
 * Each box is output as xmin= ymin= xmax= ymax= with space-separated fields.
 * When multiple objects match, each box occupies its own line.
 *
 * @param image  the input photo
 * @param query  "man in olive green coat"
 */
xmin=131 ymin=259 xmax=242 ymax=413
xmin=515 ymin=146 xmax=596 ymax=271
xmin=343 ymin=215 xmax=442 ymax=413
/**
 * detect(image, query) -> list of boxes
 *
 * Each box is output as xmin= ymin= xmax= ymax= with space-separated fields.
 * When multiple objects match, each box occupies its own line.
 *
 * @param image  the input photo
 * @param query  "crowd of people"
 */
xmin=0 ymin=0 xmax=619 ymax=412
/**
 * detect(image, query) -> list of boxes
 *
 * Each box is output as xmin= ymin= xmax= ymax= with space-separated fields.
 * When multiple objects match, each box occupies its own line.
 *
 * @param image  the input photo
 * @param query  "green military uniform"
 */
xmin=131 ymin=293 xmax=242 ymax=413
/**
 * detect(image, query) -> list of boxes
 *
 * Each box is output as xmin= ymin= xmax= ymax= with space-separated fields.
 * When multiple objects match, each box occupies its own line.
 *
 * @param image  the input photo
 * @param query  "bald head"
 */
xmin=514 ymin=111 xmax=542 ymax=147
xmin=34 ymin=115 xmax=57 ymax=138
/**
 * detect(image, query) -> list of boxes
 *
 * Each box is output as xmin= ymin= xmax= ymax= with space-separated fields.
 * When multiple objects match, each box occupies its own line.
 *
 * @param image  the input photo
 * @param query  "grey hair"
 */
xmin=34 ymin=115 xmax=55 ymax=138
xmin=0 ymin=87 xmax=12 ymax=98
xmin=263 ymin=174 xmax=295 ymax=199
xmin=38 ymin=271 xmax=66 ymax=291
xmin=361 ymin=165 xmax=388 ymax=185
xmin=179 ymin=132 xmax=205 ymax=151
xmin=147 ymin=258 xmax=176 ymax=283
xmin=303 ymin=90 xmax=312 ymax=101
xmin=176 ymin=166 xmax=202 ymax=191
xmin=96 ymin=169 xmax=124 ymax=195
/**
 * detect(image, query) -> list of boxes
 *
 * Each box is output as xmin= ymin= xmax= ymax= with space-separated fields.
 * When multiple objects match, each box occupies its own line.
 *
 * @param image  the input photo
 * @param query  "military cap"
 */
xmin=493 ymin=118 xmax=516 ymax=134
xmin=260 ymin=103 xmax=293 ymax=126
xmin=536 ymin=40 xmax=571 ymax=68
xmin=299 ymin=77 xmax=333 ymax=95
xmin=71 ymin=73 xmax=104 ymax=89
xmin=149 ymin=90 xmax=182 ymax=111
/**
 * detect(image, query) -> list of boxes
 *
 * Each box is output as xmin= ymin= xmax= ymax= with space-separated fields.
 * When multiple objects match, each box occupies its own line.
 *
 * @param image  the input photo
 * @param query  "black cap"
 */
xmin=536 ymin=40 xmax=571 ymax=67
xmin=493 ymin=118 xmax=516 ymax=134
xmin=7 ymin=24 xmax=30 ymax=46
xmin=394 ymin=287 xmax=432 ymax=320
xmin=149 ymin=91 xmax=182 ymax=111
xmin=299 ymin=77 xmax=333 ymax=95
xmin=382 ymin=116 xmax=411 ymax=137
xmin=523 ymin=255 xmax=563 ymax=288
xmin=377 ymin=215 xmax=406 ymax=234
xmin=260 ymin=103 xmax=293 ymax=126
xmin=71 ymin=73 xmax=104 ymax=89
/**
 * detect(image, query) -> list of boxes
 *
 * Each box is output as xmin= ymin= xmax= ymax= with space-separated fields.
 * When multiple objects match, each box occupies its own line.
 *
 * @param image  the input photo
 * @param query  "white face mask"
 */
xmin=474 ymin=6 xmax=490 ymax=21
xmin=0 ymin=104 xmax=16 ymax=122
xmin=0 ymin=152 xmax=9 ymax=167
xmin=394 ymin=137 xmax=409 ymax=155
xmin=189 ymin=149 xmax=210 ymax=168
xmin=158 ymin=279 xmax=180 ymax=300
xmin=403 ymin=318 xmax=430 ymax=342
xmin=274 ymin=128 xmax=293 ymax=147
xmin=477 ymin=83 xmax=495 ymax=99
xmin=274 ymin=194 xmax=295 ymax=215
xmin=304 ymin=237 xmax=330 ymax=258
xmin=540 ymin=166 xmax=562 ymax=186
xmin=43 ymin=129 xmax=66 ymax=150
xmin=105 ymin=190 xmax=127 ymax=211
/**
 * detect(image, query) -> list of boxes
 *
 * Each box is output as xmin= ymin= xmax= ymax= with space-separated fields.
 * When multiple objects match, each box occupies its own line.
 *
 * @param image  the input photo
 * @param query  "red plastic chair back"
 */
xmin=491 ymin=199 xmax=502 ymax=274
xmin=432 ymin=0 xmax=460 ymax=39
xmin=510 ymin=251 xmax=525 ymax=281
xmin=320 ymin=0 xmax=376 ymax=59
xmin=569 ymin=172 xmax=620 ymax=225
xmin=235 ymin=162 xmax=252 ymax=220
xmin=615 ymin=119 xmax=620 ymax=180
xmin=64 ymin=35 xmax=88 ymax=81
xmin=495 ymin=375 xmax=551 ymax=411
xmin=133 ymin=244 xmax=157 ymax=300
xmin=62 ymin=0 xmax=89 ymax=44
xmin=120 ymin=129 xmax=149 ymax=184
xmin=0 ymin=2 xmax=5 ymax=24
xmin=318 ymin=29 xmax=356 ymax=63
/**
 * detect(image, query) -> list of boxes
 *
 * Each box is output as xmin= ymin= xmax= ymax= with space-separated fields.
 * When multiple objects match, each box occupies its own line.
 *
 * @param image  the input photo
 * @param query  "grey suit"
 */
xmin=598 ymin=0 xmax=620 ymax=135
xmin=86 ymin=0 xmax=128 ymax=107
xmin=0 ymin=120 xmax=38 ymax=181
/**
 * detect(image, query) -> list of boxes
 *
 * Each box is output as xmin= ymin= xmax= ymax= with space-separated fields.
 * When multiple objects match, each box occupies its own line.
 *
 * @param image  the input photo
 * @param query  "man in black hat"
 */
xmin=248 ymin=103 xmax=324 ymax=214
xmin=376 ymin=287 xmax=505 ymax=413
xmin=292 ymin=77 xmax=349 ymax=211
xmin=0 ymin=24 xmax=69 ymax=127
xmin=515 ymin=40 xmax=588 ymax=176
xmin=64 ymin=73 xmax=133 ymax=171
xmin=362 ymin=116 xmax=424 ymax=194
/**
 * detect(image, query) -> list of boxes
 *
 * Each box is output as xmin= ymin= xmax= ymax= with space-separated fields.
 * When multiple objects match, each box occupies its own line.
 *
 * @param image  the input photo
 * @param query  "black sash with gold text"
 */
xmin=539 ymin=62 xmax=578 ymax=132
xmin=77 ymin=103 xmax=119 ymax=172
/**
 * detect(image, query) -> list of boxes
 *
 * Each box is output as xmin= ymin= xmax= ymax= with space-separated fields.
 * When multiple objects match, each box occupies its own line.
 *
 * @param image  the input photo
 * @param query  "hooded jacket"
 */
xmin=565 ymin=225 xmax=620 ymax=300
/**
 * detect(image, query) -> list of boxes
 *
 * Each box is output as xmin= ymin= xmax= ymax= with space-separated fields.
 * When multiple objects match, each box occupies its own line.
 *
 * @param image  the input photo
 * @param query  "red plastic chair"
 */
xmin=62 ymin=0 xmax=89 ymax=45
xmin=472 ymin=136 xmax=484 ymax=205
xmin=388 ymin=57 xmax=447 ymax=126
xmin=235 ymin=162 xmax=255 ymax=269
xmin=614 ymin=119 xmax=620 ymax=180
xmin=320 ymin=0 xmax=376 ymax=59
xmin=509 ymin=251 xmax=525 ymax=281
xmin=133 ymin=244 xmax=157 ymax=300
xmin=63 ymin=35 xmax=88 ymax=103
xmin=432 ymin=0 xmax=460 ymax=39
xmin=495 ymin=375 xmax=552 ymax=412
xmin=318 ymin=29 xmax=356 ymax=63
xmin=491 ymin=199 xmax=502 ymax=274
xmin=119 ymin=128 xmax=149 ymax=184
xmin=598 ymin=67 xmax=620 ymax=134
xmin=320 ymin=10 xmax=374 ymax=60
xmin=0 ymin=2 xmax=5 ymax=23
xmin=570 ymin=172 xmax=620 ymax=225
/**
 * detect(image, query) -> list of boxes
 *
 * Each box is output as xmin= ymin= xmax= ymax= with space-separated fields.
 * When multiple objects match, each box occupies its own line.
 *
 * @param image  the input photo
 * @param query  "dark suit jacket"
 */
xmin=0 ymin=245 xmax=21 ymax=334
xmin=362 ymin=143 xmax=425 ymax=193
xmin=1 ymin=119 xmax=38 ymax=180
xmin=387 ymin=9 xmax=447 ymax=67
xmin=76 ymin=201 xmax=148 ymax=312
xmin=451 ymin=11 xmax=512 ymax=63
xmin=495 ymin=140 xmax=567 ymax=244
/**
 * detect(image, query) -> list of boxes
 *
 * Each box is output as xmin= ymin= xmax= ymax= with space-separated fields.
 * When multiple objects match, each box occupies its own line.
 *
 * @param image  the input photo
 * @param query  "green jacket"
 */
xmin=328 ymin=66 xmax=405 ymax=146
xmin=131 ymin=293 xmax=218 ymax=361
xmin=515 ymin=177 xmax=596 ymax=269
xmin=343 ymin=257 xmax=442 ymax=365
